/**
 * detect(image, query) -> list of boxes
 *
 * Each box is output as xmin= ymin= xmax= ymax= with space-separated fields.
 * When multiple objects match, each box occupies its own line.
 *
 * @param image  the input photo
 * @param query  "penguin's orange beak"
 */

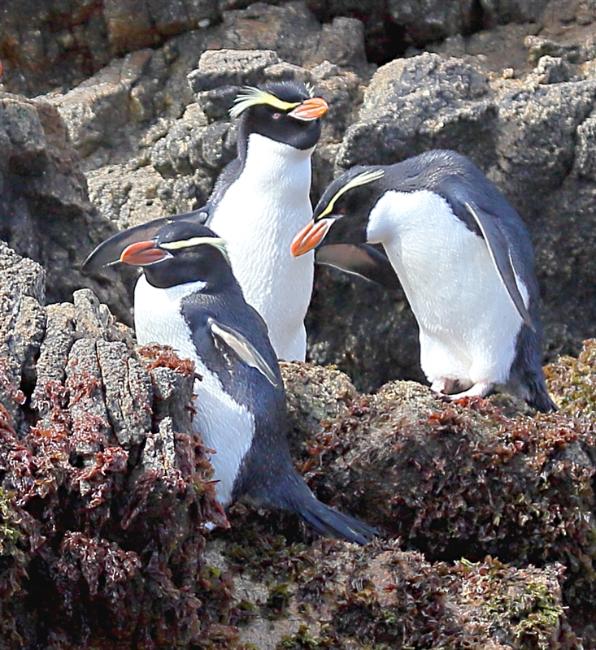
xmin=120 ymin=240 xmax=171 ymax=266
xmin=288 ymin=97 xmax=329 ymax=121
xmin=290 ymin=218 xmax=335 ymax=257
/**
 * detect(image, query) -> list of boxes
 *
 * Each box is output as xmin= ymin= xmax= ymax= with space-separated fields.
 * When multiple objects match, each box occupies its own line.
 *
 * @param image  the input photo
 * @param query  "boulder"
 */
xmin=0 ymin=93 xmax=132 ymax=321
xmin=0 ymin=242 xmax=229 ymax=647
xmin=280 ymin=360 xmax=595 ymax=622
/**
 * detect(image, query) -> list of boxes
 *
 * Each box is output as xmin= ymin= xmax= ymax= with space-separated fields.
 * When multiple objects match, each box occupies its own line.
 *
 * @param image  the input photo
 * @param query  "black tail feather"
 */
xmin=276 ymin=473 xmax=377 ymax=545
xmin=527 ymin=378 xmax=558 ymax=413
xmin=296 ymin=494 xmax=378 ymax=545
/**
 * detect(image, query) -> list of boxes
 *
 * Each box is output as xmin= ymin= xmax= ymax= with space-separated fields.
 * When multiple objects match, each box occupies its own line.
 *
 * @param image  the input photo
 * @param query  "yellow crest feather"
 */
xmin=318 ymin=169 xmax=385 ymax=219
xmin=229 ymin=86 xmax=301 ymax=118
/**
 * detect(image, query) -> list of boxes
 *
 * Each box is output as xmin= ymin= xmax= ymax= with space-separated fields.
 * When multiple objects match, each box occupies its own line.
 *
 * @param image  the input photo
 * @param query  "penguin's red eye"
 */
xmin=272 ymin=112 xmax=282 ymax=120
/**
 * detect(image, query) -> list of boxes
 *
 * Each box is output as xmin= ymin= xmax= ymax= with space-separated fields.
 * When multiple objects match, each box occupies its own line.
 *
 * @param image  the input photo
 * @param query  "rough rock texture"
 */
xmin=16 ymin=0 xmax=590 ymax=389
xmin=309 ymin=46 xmax=596 ymax=389
xmin=0 ymin=242 xmax=230 ymax=647
xmin=0 ymin=93 xmax=133 ymax=321
xmin=1 ymin=1 xmax=596 ymax=644
xmin=1 ymin=238 xmax=593 ymax=646
xmin=208 ymin=518 xmax=578 ymax=649
xmin=280 ymin=360 xmax=595 ymax=640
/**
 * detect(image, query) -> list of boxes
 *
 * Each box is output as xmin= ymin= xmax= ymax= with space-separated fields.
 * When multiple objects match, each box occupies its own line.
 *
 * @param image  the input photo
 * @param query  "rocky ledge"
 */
xmin=0 ymin=237 xmax=593 ymax=646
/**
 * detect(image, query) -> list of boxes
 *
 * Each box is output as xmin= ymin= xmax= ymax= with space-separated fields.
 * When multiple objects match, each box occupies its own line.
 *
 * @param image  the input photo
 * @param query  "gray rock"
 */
xmin=96 ymin=341 xmax=153 ymax=447
xmin=0 ymin=241 xmax=225 ymax=648
xmin=0 ymin=242 xmax=46 ymax=422
xmin=0 ymin=93 xmax=132 ymax=320
xmin=31 ymin=303 xmax=77 ymax=419
xmin=387 ymin=0 xmax=477 ymax=44
xmin=480 ymin=0 xmax=550 ymax=24
xmin=188 ymin=49 xmax=281 ymax=93
xmin=575 ymin=113 xmax=596 ymax=180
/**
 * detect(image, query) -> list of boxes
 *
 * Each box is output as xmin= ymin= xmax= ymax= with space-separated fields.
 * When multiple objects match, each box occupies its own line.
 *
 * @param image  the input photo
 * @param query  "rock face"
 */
xmin=11 ymin=0 xmax=590 ymax=389
xmin=0 ymin=242 xmax=229 ymax=647
xmin=0 ymin=93 xmax=133 ymax=321
xmin=1 ymin=238 xmax=593 ymax=646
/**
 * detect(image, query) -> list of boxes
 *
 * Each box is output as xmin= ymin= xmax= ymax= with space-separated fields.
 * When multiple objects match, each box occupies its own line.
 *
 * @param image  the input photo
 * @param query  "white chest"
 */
xmin=134 ymin=276 xmax=254 ymax=506
xmin=367 ymin=190 xmax=526 ymax=383
xmin=209 ymin=134 xmax=314 ymax=360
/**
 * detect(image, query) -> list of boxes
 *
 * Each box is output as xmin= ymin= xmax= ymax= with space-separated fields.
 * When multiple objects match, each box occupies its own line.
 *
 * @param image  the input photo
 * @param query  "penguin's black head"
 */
xmin=120 ymin=222 xmax=235 ymax=290
xmin=291 ymin=167 xmax=385 ymax=257
xmin=231 ymin=81 xmax=328 ymax=151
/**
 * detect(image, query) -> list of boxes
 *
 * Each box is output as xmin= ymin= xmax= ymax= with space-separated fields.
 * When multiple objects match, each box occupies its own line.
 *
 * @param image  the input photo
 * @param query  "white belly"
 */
xmin=134 ymin=275 xmax=254 ymax=506
xmin=209 ymin=134 xmax=314 ymax=361
xmin=367 ymin=190 xmax=526 ymax=385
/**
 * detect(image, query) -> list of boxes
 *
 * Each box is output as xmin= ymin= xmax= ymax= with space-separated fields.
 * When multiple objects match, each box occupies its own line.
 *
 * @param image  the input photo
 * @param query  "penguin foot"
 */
xmin=431 ymin=378 xmax=459 ymax=394
xmin=447 ymin=382 xmax=493 ymax=401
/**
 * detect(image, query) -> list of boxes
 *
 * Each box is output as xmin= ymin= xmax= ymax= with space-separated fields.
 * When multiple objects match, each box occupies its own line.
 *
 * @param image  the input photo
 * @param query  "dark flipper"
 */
xmin=82 ymin=207 xmax=210 ymax=272
xmin=275 ymin=471 xmax=377 ymax=545
xmin=316 ymin=243 xmax=400 ymax=291
xmin=464 ymin=201 xmax=535 ymax=331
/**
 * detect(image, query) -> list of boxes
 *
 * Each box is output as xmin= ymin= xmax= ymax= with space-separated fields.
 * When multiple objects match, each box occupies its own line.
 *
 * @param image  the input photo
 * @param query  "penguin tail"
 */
xmin=526 ymin=378 xmax=558 ymax=413
xmin=276 ymin=473 xmax=377 ymax=545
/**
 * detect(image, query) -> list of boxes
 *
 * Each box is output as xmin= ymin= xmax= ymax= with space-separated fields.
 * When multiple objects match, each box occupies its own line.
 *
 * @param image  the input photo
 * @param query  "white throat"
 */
xmin=209 ymin=133 xmax=315 ymax=361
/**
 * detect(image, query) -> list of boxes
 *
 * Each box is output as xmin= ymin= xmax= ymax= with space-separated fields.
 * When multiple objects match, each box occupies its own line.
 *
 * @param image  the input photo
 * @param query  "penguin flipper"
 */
xmin=208 ymin=317 xmax=279 ymax=387
xmin=464 ymin=201 xmax=535 ymax=331
xmin=82 ymin=208 xmax=210 ymax=272
xmin=315 ymin=244 xmax=401 ymax=291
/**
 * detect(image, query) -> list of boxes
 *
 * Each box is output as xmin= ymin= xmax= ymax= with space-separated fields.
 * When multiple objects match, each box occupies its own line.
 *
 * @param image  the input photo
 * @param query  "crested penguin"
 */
xmin=83 ymin=81 xmax=329 ymax=362
xmin=291 ymin=150 xmax=557 ymax=412
xmin=115 ymin=220 xmax=376 ymax=544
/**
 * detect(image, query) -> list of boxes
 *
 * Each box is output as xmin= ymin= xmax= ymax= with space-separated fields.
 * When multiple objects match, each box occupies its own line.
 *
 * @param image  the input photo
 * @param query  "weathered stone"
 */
xmin=0 ymin=243 xmax=227 ymax=646
xmin=0 ymin=93 xmax=132 ymax=320
xmin=281 ymin=360 xmax=595 ymax=621
xmin=212 ymin=514 xmax=578 ymax=649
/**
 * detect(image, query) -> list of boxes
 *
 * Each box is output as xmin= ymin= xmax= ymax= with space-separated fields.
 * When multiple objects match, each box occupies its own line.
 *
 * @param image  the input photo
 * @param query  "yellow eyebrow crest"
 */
xmin=160 ymin=236 xmax=231 ymax=262
xmin=229 ymin=86 xmax=301 ymax=118
xmin=317 ymin=169 xmax=385 ymax=219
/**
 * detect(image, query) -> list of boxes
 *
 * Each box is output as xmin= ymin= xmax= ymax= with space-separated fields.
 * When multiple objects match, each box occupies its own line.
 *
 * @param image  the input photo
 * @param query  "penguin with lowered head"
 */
xmin=291 ymin=149 xmax=556 ymax=412
xmin=115 ymin=219 xmax=376 ymax=544
xmin=83 ymin=81 xmax=329 ymax=361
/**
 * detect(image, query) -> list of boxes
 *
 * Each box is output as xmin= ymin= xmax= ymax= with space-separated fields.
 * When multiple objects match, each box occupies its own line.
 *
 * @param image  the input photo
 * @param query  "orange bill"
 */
xmin=288 ymin=97 xmax=329 ymax=121
xmin=120 ymin=240 xmax=170 ymax=266
xmin=290 ymin=218 xmax=335 ymax=257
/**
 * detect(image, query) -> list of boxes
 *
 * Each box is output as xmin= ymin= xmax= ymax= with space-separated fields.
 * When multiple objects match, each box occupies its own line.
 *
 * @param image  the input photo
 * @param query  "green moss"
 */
xmin=279 ymin=625 xmax=321 ymax=649
xmin=0 ymin=488 xmax=21 ymax=556
xmin=266 ymin=582 xmax=292 ymax=616
xmin=483 ymin=578 xmax=564 ymax=649
xmin=545 ymin=339 xmax=595 ymax=420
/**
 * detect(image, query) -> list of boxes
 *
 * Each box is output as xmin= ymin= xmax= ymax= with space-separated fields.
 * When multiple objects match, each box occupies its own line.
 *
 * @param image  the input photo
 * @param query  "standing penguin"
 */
xmin=83 ymin=81 xmax=328 ymax=361
xmin=291 ymin=150 xmax=556 ymax=412
xmin=115 ymin=219 xmax=376 ymax=544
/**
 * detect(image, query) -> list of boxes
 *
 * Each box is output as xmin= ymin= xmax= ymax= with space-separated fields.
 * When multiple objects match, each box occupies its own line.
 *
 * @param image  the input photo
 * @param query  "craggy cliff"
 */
xmin=0 ymin=0 xmax=594 ymax=647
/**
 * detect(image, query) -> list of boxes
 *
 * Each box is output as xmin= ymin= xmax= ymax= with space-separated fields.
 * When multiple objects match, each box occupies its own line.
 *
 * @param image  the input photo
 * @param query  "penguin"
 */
xmin=83 ymin=81 xmax=329 ymax=362
xmin=115 ymin=219 xmax=377 ymax=544
xmin=290 ymin=150 xmax=557 ymax=412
